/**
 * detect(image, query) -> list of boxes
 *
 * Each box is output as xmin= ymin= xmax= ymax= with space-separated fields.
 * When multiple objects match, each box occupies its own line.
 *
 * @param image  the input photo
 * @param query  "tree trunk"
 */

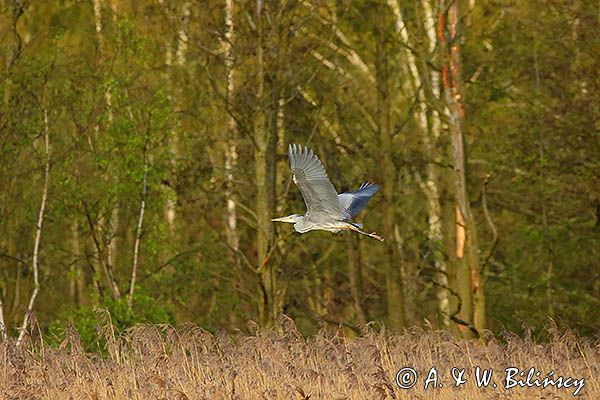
xmin=440 ymin=0 xmax=484 ymax=335
xmin=223 ymin=0 xmax=240 ymax=258
xmin=93 ymin=0 xmax=120 ymax=298
xmin=85 ymin=207 xmax=121 ymax=299
xmin=421 ymin=0 xmax=450 ymax=329
xmin=70 ymin=220 xmax=85 ymax=305
xmin=533 ymin=34 xmax=554 ymax=319
xmin=128 ymin=134 xmax=149 ymax=309
xmin=347 ymin=235 xmax=367 ymax=325
xmin=106 ymin=206 xmax=119 ymax=282
xmin=176 ymin=2 xmax=191 ymax=67
xmin=16 ymin=107 xmax=50 ymax=347
xmin=375 ymin=29 xmax=405 ymax=332
xmin=254 ymin=0 xmax=279 ymax=328
xmin=93 ymin=0 xmax=114 ymax=124
xmin=389 ymin=0 xmax=450 ymax=328
xmin=0 ymin=294 xmax=6 ymax=341
xmin=3 ymin=0 xmax=29 ymax=105
xmin=164 ymin=1 xmax=191 ymax=238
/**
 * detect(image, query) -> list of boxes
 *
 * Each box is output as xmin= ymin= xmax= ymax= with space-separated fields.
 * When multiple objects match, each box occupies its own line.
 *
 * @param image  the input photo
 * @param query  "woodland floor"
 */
xmin=2 ymin=320 xmax=599 ymax=399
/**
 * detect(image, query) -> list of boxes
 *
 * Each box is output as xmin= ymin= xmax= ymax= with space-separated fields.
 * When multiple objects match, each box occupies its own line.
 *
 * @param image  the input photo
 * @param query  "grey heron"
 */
xmin=272 ymin=144 xmax=384 ymax=242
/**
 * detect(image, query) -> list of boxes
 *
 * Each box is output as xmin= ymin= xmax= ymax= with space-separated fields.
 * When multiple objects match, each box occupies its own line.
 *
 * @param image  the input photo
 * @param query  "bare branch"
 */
xmin=83 ymin=202 xmax=121 ymax=299
xmin=481 ymin=174 xmax=499 ymax=272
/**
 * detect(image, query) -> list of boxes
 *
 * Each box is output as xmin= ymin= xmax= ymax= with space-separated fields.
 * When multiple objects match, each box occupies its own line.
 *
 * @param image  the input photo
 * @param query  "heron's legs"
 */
xmin=346 ymin=224 xmax=384 ymax=242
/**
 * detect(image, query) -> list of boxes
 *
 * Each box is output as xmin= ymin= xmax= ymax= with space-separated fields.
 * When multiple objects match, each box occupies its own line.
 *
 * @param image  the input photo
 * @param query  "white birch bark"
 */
xmin=176 ymin=3 xmax=191 ymax=67
xmin=16 ymin=107 xmax=50 ymax=347
xmin=164 ymin=41 xmax=177 ymax=236
xmin=128 ymin=141 xmax=149 ymax=308
xmin=165 ymin=2 xmax=191 ymax=236
xmin=223 ymin=0 xmax=240 ymax=253
xmin=93 ymin=0 xmax=104 ymax=51
xmin=93 ymin=0 xmax=113 ymax=124
xmin=388 ymin=0 xmax=450 ymax=326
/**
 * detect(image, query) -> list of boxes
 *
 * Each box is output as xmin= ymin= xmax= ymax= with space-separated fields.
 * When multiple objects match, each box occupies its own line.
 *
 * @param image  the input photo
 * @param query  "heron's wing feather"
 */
xmin=289 ymin=144 xmax=341 ymax=217
xmin=338 ymin=182 xmax=379 ymax=218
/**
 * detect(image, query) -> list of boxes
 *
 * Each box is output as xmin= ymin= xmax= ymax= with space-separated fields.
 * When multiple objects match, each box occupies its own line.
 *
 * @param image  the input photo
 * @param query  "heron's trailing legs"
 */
xmin=347 ymin=224 xmax=384 ymax=242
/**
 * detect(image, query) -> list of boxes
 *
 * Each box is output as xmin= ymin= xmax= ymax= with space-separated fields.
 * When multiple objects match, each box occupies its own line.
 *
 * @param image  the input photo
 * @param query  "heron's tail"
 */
xmin=350 ymin=222 xmax=363 ymax=229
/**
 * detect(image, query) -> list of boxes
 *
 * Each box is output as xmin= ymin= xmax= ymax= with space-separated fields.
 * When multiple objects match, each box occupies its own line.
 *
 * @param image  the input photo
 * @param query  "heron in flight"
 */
xmin=272 ymin=144 xmax=384 ymax=242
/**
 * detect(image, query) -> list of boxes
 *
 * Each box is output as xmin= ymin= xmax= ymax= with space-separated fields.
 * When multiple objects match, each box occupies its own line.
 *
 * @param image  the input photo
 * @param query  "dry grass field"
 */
xmin=2 ymin=321 xmax=599 ymax=399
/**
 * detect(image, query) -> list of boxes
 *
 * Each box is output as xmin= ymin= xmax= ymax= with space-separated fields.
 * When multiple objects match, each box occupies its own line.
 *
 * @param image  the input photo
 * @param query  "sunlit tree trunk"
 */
xmin=420 ymin=0 xmax=450 ymax=329
xmin=440 ymin=0 xmax=484 ymax=335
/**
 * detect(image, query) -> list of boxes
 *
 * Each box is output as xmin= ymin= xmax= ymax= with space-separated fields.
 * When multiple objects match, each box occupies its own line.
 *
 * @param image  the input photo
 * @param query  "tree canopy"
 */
xmin=0 ymin=0 xmax=598 ymax=347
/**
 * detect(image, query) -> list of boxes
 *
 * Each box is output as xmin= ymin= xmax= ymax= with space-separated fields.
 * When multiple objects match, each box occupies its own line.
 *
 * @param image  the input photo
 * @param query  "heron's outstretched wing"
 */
xmin=289 ymin=144 xmax=342 ymax=217
xmin=338 ymin=182 xmax=379 ymax=219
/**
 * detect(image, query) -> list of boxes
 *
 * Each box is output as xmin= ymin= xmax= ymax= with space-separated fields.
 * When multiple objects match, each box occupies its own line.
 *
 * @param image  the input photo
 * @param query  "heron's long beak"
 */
xmin=271 ymin=216 xmax=295 ymax=223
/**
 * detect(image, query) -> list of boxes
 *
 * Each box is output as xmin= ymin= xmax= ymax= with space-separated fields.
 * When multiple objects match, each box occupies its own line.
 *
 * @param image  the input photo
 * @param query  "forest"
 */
xmin=0 ymin=0 xmax=599 ymax=349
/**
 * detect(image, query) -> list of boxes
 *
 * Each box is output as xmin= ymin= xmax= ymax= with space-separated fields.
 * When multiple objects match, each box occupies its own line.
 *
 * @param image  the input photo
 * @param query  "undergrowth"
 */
xmin=2 ymin=317 xmax=598 ymax=399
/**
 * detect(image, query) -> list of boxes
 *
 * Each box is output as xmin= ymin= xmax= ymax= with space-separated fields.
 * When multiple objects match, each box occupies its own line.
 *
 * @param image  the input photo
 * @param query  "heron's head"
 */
xmin=271 ymin=214 xmax=303 ymax=224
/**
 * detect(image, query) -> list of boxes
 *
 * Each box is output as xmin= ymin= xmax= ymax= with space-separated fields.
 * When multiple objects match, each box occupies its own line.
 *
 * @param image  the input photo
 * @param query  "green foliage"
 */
xmin=1 ymin=0 xmax=598 ymax=344
xmin=48 ymin=291 xmax=174 ymax=352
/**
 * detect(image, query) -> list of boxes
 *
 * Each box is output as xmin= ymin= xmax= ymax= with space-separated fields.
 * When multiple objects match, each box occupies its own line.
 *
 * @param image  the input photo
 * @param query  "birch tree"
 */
xmin=16 ymin=106 xmax=50 ymax=346
xmin=222 ymin=0 xmax=240 ymax=258
xmin=387 ymin=0 xmax=450 ymax=327
xmin=164 ymin=1 xmax=191 ymax=238
xmin=128 ymin=126 xmax=149 ymax=309
xmin=92 ymin=0 xmax=120 ymax=299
